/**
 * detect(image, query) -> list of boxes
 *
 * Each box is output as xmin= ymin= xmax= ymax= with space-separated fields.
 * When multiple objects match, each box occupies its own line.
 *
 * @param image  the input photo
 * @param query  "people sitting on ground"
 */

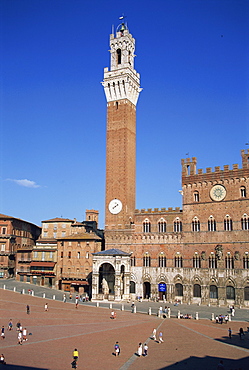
xmin=180 ymin=313 xmax=192 ymax=319
xmin=0 ymin=354 xmax=6 ymax=365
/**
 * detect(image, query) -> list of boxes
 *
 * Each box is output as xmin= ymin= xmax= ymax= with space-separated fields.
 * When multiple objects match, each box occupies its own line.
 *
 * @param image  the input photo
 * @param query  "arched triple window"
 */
xmin=158 ymin=253 xmax=166 ymax=268
xmin=224 ymin=215 xmax=233 ymax=231
xmin=174 ymin=218 xmax=182 ymax=232
xmin=210 ymin=285 xmax=218 ymax=299
xmin=209 ymin=253 xmax=217 ymax=268
xmin=175 ymin=254 xmax=183 ymax=268
xmin=241 ymin=214 xmax=249 ymax=230
xmin=158 ymin=218 xmax=167 ymax=233
xmin=240 ymin=186 xmax=246 ymax=198
xmin=193 ymin=284 xmax=201 ymax=297
xmin=175 ymin=283 xmax=183 ymax=296
xmin=143 ymin=253 xmax=151 ymax=267
xmin=192 ymin=217 xmax=200 ymax=232
xmin=143 ymin=219 xmax=151 ymax=233
xmin=193 ymin=253 xmax=201 ymax=268
xmin=243 ymin=253 xmax=249 ymax=269
xmin=226 ymin=285 xmax=235 ymax=300
xmin=225 ymin=253 xmax=234 ymax=269
xmin=208 ymin=215 xmax=216 ymax=231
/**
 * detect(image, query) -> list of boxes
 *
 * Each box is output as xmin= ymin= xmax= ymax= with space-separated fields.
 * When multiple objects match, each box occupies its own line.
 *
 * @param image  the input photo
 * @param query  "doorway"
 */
xmin=143 ymin=282 xmax=151 ymax=299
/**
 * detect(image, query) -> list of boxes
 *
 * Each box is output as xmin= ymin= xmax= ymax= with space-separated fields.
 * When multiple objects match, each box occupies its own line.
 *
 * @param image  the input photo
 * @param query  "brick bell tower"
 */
xmin=102 ymin=21 xmax=141 ymax=236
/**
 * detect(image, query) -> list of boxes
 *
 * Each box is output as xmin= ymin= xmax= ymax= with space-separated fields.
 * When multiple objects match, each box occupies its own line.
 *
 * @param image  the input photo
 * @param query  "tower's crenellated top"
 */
xmin=102 ymin=22 xmax=142 ymax=106
xmin=181 ymin=150 xmax=249 ymax=181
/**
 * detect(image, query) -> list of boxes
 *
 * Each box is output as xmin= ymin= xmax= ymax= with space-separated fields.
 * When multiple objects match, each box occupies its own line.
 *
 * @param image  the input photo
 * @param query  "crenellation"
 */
xmin=134 ymin=207 xmax=183 ymax=214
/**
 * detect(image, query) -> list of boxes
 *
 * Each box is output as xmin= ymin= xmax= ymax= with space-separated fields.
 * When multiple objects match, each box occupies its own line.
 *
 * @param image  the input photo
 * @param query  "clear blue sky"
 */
xmin=0 ymin=0 xmax=248 ymax=228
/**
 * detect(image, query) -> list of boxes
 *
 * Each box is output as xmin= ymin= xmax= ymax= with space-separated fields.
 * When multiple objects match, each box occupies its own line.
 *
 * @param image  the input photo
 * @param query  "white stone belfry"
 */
xmin=102 ymin=23 xmax=142 ymax=106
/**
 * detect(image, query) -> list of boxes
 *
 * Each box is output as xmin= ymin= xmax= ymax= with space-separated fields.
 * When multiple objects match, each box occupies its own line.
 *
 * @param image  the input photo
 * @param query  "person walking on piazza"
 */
xmin=152 ymin=328 xmax=157 ymax=340
xmin=224 ymin=314 xmax=228 ymax=324
xmin=63 ymin=294 xmax=66 ymax=303
xmin=114 ymin=341 xmax=120 ymax=356
xmin=44 ymin=303 xmax=48 ymax=312
xmin=239 ymin=327 xmax=245 ymax=339
xmin=159 ymin=331 xmax=164 ymax=343
xmin=71 ymin=348 xmax=78 ymax=368
xmin=8 ymin=319 xmax=13 ymax=331
xmin=22 ymin=328 xmax=28 ymax=342
xmin=144 ymin=343 xmax=148 ymax=356
xmin=228 ymin=327 xmax=232 ymax=339
xmin=26 ymin=305 xmax=30 ymax=314
xmin=16 ymin=321 xmax=21 ymax=331
xmin=1 ymin=326 xmax=5 ymax=339
xmin=137 ymin=343 xmax=143 ymax=357
xmin=18 ymin=331 xmax=23 ymax=345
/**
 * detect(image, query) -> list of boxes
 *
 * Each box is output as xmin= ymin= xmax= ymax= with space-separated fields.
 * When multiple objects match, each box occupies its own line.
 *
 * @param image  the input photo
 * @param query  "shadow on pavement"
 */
xmin=1 ymin=366 xmax=48 ymax=370
xmin=158 ymin=355 xmax=249 ymax=370
xmin=216 ymin=330 xmax=249 ymax=350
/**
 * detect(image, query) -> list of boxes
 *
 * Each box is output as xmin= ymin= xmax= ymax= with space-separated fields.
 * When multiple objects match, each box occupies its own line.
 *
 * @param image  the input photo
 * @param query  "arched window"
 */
xmin=174 ymin=218 xmax=182 ymax=232
xmin=193 ymin=253 xmax=201 ymax=268
xmin=175 ymin=283 xmax=183 ymax=296
xmin=175 ymin=254 xmax=183 ymax=268
xmin=130 ymin=281 xmax=136 ymax=294
xmin=192 ymin=217 xmax=200 ymax=232
xmin=208 ymin=216 xmax=216 ymax=231
xmin=244 ymin=286 xmax=249 ymax=301
xmin=226 ymin=285 xmax=235 ymax=300
xmin=158 ymin=253 xmax=166 ymax=268
xmin=193 ymin=284 xmax=201 ymax=297
xmin=77 ymin=252 xmax=80 ymax=259
xmin=225 ymin=253 xmax=234 ymax=269
xmin=209 ymin=253 xmax=217 ymax=268
xmin=143 ymin=219 xmax=151 ymax=233
xmin=68 ymin=251 xmax=71 ymax=259
xmin=224 ymin=215 xmax=233 ymax=231
xmin=194 ymin=191 xmax=199 ymax=202
xmin=143 ymin=253 xmax=151 ymax=267
xmin=130 ymin=256 xmax=136 ymax=266
xmin=241 ymin=214 xmax=249 ymax=230
xmin=243 ymin=253 xmax=249 ymax=268
xmin=158 ymin=219 xmax=167 ymax=233
xmin=240 ymin=186 xmax=246 ymax=198
xmin=117 ymin=48 xmax=121 ymax=64
xmin=210 ymin=285 xmax=218 ymax=299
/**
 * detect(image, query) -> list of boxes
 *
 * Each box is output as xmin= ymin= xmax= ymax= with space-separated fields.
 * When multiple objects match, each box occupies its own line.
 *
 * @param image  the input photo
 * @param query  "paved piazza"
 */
xmin=0 ymin=289 xmax=249 ymax=370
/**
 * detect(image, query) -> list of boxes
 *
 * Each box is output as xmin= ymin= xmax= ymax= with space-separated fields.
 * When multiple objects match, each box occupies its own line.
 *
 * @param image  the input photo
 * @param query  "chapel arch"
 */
xmin=98 ymin=263 xmax=115 ymax=298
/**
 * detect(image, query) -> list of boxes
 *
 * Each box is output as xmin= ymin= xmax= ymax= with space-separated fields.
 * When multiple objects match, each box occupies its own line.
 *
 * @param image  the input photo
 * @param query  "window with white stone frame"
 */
xmin=208 ymin=215 xmax=216 ymax=231
xmin=192 ymin=217 xmax=200 ymax=232
xmin=241 ymin=214 xmax=249 ymax=230
xmin=143 ymin=219 xmax=151 ymax=233
xmin=224 ymin=215 xmax=233 ymax=231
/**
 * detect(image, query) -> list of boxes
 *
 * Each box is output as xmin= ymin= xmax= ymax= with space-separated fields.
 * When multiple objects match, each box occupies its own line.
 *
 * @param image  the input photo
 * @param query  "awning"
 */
xmin=30 ymin=262 xmax=55 ymax=267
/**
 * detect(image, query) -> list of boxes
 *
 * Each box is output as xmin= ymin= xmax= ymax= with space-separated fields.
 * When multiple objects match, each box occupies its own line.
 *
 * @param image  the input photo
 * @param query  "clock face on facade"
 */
xmin=210 ymin=185 xmax=227 ymax=201
xmin=108 ymin=199 xmax=122 ymax=214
